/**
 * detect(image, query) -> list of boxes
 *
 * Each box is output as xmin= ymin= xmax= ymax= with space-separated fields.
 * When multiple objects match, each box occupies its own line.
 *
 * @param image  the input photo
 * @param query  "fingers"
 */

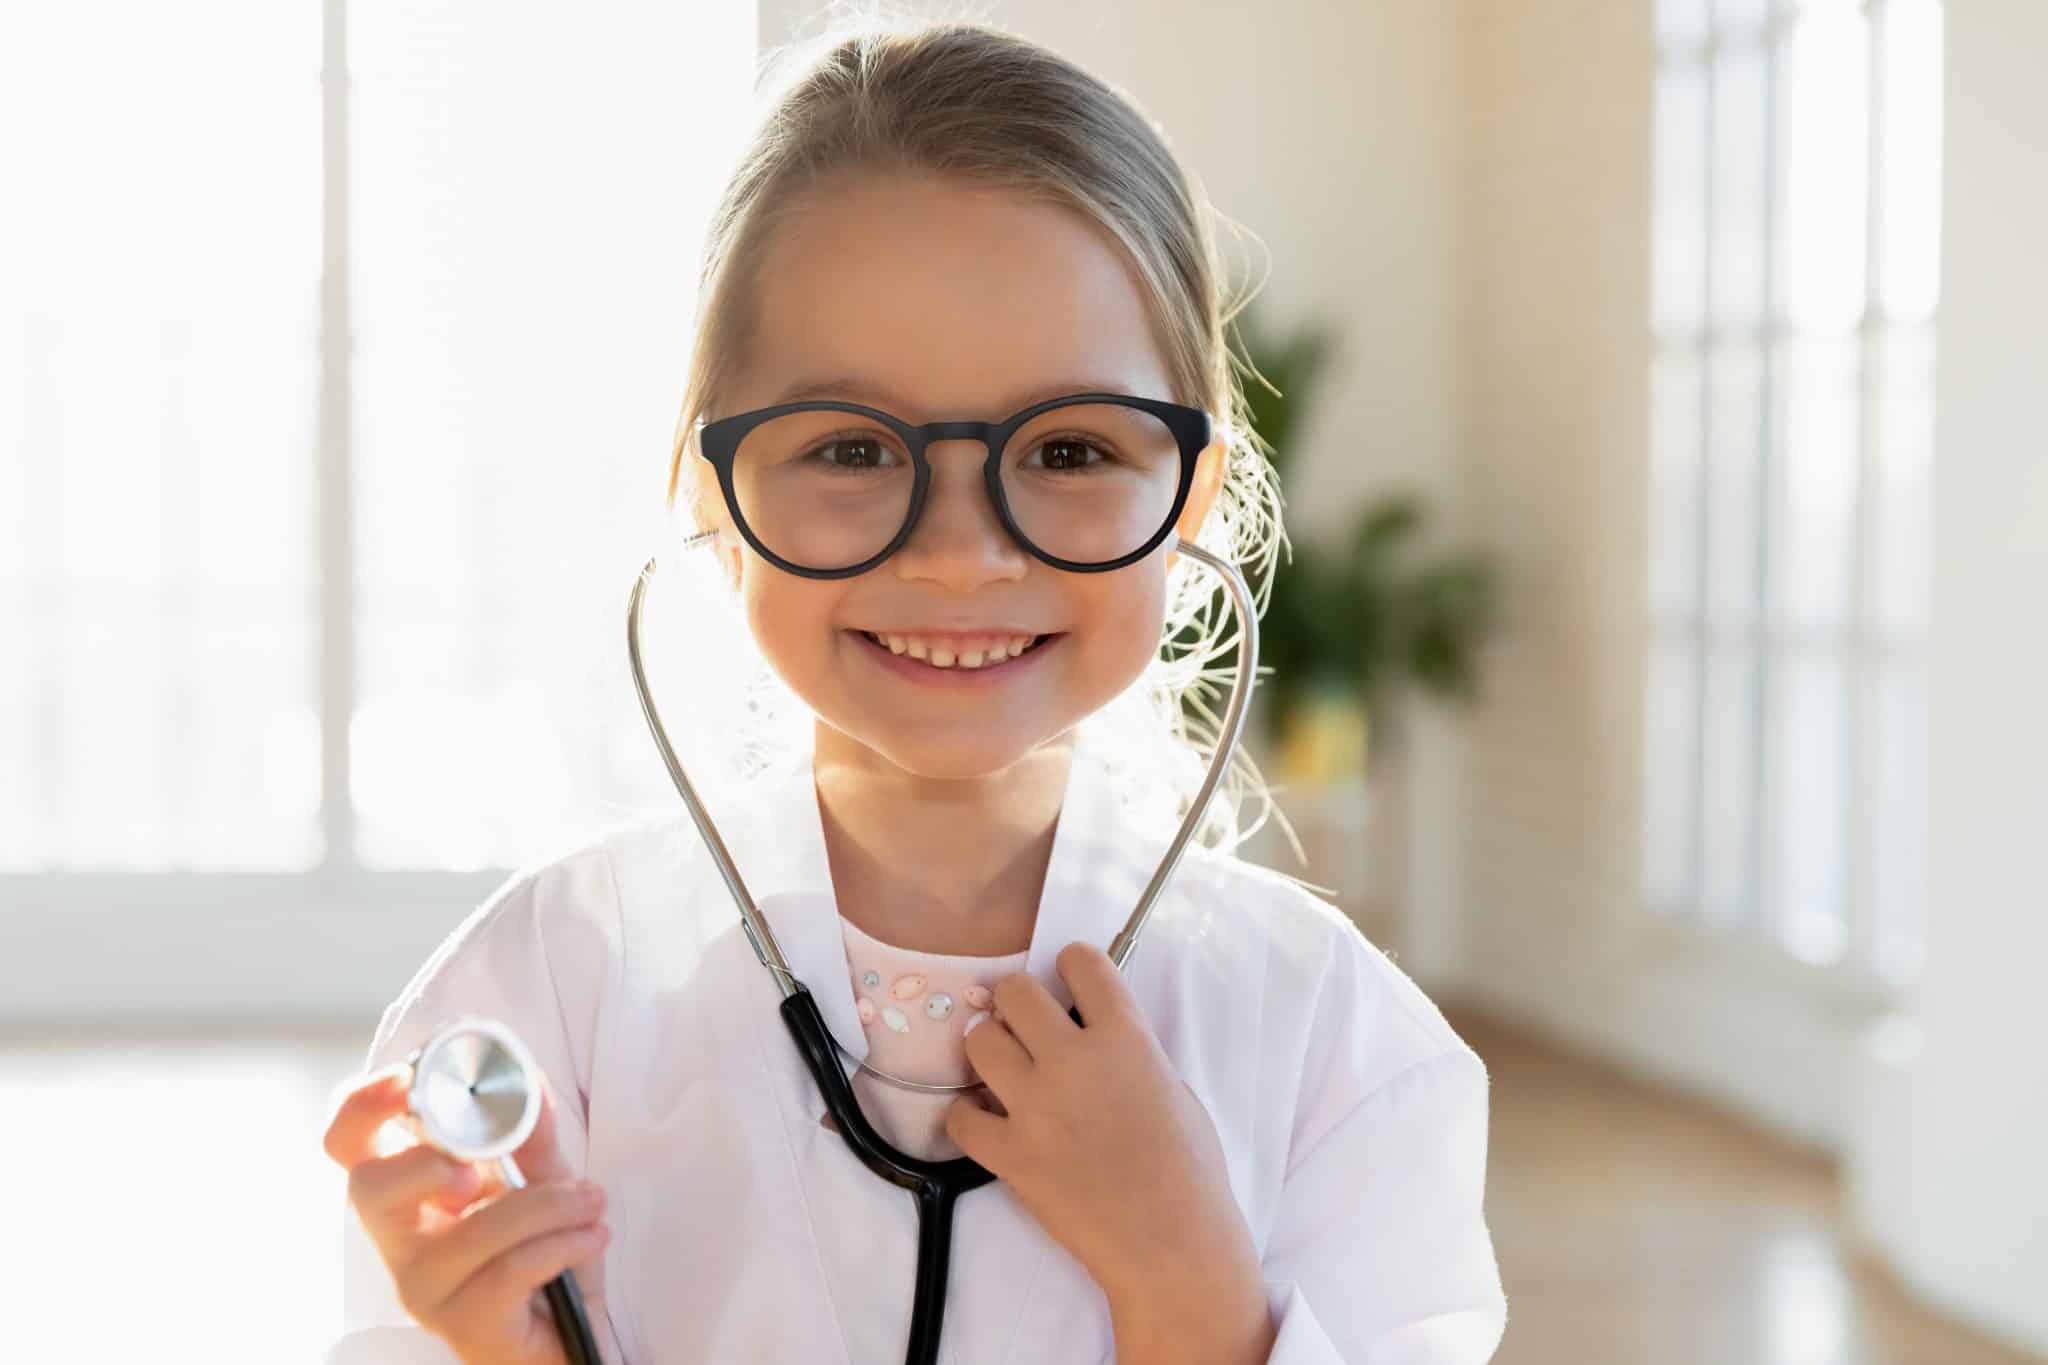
xmin=963 ymin=1006 xmax=1031 ymax=1097
xmin=944 ymin=1091 xmax=1008 ymax=1168
xmin=326 ymin=1051 xmax=617 ymax=1362
xmin=403 ymin=1178 xmax=608 ymax=1321
xmin=988 ymin=970 xmax=1076 ymax=1061
xmin=436 ymin=1218 xmax=612 ymax=1346
xmin=349 ymin=1143 xmax=483 ymax=1230
xmin=322 ymin=1063 xmax=413 ymax=1169
xmin=1054 ymin=941 xmax=1138 ymax=1032
xmin=425 ymin=1162 xmax=492 ymax=1217
xmin=984 ymin=946 xmax=1137 ymax=1060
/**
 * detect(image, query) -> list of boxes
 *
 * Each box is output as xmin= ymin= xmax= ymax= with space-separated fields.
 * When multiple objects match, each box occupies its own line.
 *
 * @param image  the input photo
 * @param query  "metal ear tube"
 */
xmin=402 ymin=1016 xmax=605 ymax=1365
xmin=624 ymin=531 xmax=1260 ymax=1365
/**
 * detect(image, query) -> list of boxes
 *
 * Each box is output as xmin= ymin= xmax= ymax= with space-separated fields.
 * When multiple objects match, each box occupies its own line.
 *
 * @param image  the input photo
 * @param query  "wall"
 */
xmin=1448 ymin=0 xmax=2045 ymax=1350
xmin=1851 ymin=0 xmax=2048 ymax=1351
xmin=1445 ymin=0 xmax=1913 ymax=1154
xmin=1450 ymin=0 xmax=1653 ymax=1039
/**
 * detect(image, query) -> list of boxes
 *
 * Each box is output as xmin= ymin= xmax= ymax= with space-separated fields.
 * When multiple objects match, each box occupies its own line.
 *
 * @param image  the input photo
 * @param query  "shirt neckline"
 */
xmin=839 ymin=913 xmax=1031 ymax=963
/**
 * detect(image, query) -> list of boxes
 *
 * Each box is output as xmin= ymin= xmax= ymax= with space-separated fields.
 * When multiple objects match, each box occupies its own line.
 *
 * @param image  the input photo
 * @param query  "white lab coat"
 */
xmin=330 ymin=733 xmax=1508 ymax=1363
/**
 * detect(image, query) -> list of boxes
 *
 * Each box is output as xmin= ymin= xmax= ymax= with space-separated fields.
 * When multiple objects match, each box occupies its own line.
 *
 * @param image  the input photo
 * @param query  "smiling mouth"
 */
xmin=852 ymin=630 xmax=1059 ymax=671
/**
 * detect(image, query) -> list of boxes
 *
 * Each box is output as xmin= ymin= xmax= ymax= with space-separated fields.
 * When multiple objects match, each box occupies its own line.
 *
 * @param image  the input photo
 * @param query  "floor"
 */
xmin=5 ymin=1015 xmax=2037 ymax=1364
xmin=1450 ymin=1008 xmax=2042 ymax=1365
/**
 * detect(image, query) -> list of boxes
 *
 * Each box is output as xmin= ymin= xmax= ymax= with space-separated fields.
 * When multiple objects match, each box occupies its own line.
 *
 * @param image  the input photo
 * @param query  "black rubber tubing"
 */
xmin=542 ymin=1266 xmax=604 ymax=1365
xmin=780 ymin=982 xmax=1087 ymax=1365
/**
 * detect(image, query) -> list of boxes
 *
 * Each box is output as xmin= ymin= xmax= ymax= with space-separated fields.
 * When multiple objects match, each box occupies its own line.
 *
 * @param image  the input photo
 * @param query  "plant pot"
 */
xmin=1274 ymin=684 xmax=1370 ymax=788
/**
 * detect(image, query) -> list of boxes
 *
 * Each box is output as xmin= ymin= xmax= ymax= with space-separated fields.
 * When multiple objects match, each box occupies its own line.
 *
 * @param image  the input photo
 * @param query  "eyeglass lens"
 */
xmin=728 ymin=400 xmax=1181 ymax=571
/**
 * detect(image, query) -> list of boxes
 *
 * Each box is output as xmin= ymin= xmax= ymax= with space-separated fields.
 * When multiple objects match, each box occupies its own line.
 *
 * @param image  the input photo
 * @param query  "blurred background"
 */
xmin=3 ymin=0 xmax=2042 ymax=1361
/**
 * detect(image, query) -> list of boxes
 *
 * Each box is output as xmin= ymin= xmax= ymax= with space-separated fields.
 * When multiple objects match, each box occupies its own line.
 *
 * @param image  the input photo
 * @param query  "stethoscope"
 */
xmin=400 ymin=1016 xmax=607 ymax=1365
xmin=407 ymin=526 xmax=1257 ymax=1365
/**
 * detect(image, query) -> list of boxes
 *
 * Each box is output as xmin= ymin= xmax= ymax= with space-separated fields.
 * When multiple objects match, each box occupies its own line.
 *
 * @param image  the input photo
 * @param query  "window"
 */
xmin=1644 ymin=0 xmax=1940 ymax=981
xmin=4 ymin=2 xmax=324 ymax=873
xmin=3 ymin=3 xmax=751 ymax=930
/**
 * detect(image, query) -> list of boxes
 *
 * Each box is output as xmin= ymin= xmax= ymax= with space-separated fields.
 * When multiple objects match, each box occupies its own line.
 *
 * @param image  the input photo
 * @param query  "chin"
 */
xmin=858 ymin=730 xmax=1053 ymax=783
xmin=814 ymin=709 xmax=1069 ymax=783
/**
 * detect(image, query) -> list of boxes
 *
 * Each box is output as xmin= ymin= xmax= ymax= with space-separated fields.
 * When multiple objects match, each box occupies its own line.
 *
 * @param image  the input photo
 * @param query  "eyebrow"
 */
xmin=768 ymin=375 xmax=1142 ymax=416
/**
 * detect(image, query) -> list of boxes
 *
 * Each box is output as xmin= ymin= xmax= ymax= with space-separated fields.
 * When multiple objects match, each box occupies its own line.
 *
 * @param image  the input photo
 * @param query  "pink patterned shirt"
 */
xmin=839 ymin=914 xmax=1029 ymax=1161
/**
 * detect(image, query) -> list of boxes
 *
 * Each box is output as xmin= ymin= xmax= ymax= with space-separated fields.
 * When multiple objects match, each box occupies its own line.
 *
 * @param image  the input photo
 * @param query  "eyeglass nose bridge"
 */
xmin=899 ymin=420 xmax=1015 ymax=539
xmin=892 ymin=422 xmax=1022 ymax=557
xmin=915 ymin=418 xmax=1009 ymax=451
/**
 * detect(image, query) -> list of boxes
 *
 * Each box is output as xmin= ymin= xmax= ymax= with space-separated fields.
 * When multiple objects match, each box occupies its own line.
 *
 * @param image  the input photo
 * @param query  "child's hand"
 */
xmin=322 ymin=1062 xmax=617 ymax=1365
xmin=944 ymin=943 xmax=1266 ymax=1318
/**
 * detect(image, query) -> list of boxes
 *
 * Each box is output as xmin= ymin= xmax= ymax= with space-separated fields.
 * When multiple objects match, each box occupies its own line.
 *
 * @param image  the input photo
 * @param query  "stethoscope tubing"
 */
xmin=625 ymin=532 xmax=1259 ymax=1365
xmin=626 ymin=531 xmax=1258 ymax=1004
xmin=498 ymin=1152 xmax=606 ymax=1365
xmin=541 ymin=1269 xmax=604 ymax=1365
xmin=778 ymin=987 xmax=1000 ymax=1365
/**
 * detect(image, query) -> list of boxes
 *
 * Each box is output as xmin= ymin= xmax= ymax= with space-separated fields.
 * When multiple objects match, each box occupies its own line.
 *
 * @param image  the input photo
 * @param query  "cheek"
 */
xmin=739 ymin=563 xmax=836 ymax=674
xmin=1078 ymin=570 xmax=1170 ymax=681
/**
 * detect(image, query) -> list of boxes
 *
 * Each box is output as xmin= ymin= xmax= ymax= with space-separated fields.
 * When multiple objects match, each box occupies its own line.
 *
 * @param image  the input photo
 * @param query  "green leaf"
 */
xmin=1182 ymin=301 xmax=1499 ymax=758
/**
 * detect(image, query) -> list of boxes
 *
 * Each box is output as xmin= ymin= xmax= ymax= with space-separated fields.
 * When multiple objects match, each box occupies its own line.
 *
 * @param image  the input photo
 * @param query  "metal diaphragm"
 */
xmin=405 ymin=1015 xmax=543 ymax=1163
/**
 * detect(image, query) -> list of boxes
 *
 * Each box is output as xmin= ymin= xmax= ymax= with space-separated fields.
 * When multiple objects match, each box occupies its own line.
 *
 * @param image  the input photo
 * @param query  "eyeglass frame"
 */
xmin=693 ymin=391 xmax=1213 ymax=579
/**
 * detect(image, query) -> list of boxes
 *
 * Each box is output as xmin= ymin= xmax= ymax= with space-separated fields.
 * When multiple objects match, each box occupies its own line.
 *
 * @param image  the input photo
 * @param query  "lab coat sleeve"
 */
xmin=325 ymin=841 xmax=627 ymax=1365
xmin=1256 ymin=934 xmax=1508 ymax=1363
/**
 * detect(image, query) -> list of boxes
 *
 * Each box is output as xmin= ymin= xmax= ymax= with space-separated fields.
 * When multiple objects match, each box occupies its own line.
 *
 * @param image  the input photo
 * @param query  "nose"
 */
xmin=891 ymin=440 xmax=1029 ymax=588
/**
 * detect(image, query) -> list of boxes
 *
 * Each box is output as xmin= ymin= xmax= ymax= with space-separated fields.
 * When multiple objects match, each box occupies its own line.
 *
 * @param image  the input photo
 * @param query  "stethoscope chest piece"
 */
xmin=405 ymin=1016 xmax=542 ymax=1163
xmin=401 ymin=1015 xmax=606 ymax=1365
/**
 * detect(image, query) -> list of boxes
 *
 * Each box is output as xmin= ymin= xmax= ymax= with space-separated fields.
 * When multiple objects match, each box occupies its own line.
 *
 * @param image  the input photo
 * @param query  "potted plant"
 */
xmin=1199 ymin=306 xmax=1499 ymax=787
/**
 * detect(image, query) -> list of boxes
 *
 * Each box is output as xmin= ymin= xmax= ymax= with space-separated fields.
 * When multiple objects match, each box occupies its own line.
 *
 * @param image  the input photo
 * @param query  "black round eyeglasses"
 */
xmin=694 ymin=392 xmax=1212 ymax=579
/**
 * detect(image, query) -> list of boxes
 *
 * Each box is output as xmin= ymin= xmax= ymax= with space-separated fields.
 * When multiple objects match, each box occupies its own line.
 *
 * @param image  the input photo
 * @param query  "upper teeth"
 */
xmin=869 ymin=632 xmax=1040 ymax=669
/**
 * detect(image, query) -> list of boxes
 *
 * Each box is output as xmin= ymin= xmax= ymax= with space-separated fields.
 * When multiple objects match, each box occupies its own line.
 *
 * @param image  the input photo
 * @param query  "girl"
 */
xmin=322 ymin=17 xmax=1506 ymax=1365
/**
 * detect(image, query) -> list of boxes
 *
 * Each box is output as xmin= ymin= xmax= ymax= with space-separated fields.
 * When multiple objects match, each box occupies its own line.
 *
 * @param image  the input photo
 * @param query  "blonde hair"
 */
xmin=659 ymin=8 xmax=1311 ymax=869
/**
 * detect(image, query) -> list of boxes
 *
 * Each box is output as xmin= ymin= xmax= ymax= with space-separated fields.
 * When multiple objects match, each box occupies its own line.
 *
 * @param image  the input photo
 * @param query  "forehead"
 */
xmin=737 ymin=169 xmax=1176 ymax=422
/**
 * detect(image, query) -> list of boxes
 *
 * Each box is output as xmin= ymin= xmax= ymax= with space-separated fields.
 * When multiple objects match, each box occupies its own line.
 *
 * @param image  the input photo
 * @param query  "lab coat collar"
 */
xmin=723 ymin=728 xmax=1143 ymax=1070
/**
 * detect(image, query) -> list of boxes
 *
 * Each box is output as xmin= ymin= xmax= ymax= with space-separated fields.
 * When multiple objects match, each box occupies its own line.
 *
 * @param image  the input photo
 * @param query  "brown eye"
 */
xmin=1026 ymin=437 xmax=1107 ymax=471
xmin=806 ymin=435 xmax=902 ymax=471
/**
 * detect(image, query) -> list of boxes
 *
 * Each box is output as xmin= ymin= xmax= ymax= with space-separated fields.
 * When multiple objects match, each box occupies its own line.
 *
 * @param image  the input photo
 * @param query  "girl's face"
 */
xmin=702 ymin=169 xmax=1223 ymax=781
